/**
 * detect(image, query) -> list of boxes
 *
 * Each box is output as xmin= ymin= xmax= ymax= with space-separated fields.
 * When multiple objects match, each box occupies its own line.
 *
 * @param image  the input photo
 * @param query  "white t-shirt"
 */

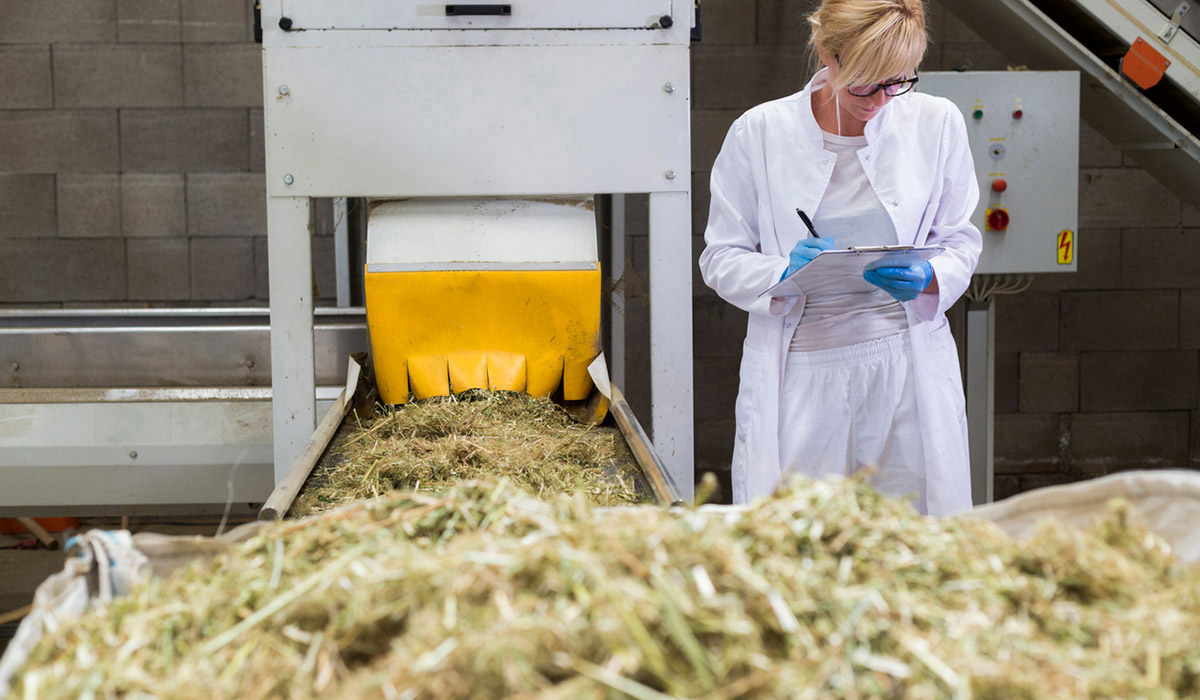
xmin=790 ymin=131 xmax=908 ymax=351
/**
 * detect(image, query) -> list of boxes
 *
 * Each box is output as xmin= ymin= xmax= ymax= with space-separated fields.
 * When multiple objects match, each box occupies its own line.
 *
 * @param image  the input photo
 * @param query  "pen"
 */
xmin=796 ymin=208 xmax=820 ymax=238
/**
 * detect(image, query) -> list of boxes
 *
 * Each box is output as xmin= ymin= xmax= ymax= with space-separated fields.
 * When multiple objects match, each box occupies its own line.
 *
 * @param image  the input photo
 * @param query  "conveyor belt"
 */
xmin=948 ymin=0 xmax=1200 ymax=201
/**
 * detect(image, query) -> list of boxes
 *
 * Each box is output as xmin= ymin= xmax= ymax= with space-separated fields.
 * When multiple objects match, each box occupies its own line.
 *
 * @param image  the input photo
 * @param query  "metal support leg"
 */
xmin=648 ymin=191 xmax=694 ymax=502
xmin=333 ymin=197 xmax=351 ymax=307
xmin=268 ymin=196 xmax=316 ymax=484
xmin=966 ymin=298 xmax=995 ymax=505
xmin=610 ymin=193 xmax=626 ymax=389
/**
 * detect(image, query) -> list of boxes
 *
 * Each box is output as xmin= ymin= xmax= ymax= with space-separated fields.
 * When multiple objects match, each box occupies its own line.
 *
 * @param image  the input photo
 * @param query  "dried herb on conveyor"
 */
xmin=291 ymin=390 xmax=649 ymax=517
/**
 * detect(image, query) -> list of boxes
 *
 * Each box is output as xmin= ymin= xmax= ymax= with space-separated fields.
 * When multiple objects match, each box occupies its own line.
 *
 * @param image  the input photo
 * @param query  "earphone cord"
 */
xmin=834 ymin=91 xmax=841 ymax=137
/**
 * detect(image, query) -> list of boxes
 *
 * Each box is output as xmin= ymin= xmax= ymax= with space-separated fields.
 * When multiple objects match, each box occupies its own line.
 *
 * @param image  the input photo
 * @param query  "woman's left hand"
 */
xmin=864 ymin=261 xmax=934 ymax=302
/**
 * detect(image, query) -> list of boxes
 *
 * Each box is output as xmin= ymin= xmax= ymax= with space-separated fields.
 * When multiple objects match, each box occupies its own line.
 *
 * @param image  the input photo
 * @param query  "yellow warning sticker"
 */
xmin=1057 ymin=230 xmax=1074 ymax=264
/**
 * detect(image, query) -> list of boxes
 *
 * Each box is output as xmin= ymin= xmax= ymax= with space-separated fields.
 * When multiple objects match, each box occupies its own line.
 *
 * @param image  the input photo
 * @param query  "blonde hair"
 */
xmin=808 ymin=0 xmax=927 ymax=90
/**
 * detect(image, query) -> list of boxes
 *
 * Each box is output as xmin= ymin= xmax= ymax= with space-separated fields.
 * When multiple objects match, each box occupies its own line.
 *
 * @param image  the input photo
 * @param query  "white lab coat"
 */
xmin=698 ymin=70 xmax=982 ymax=515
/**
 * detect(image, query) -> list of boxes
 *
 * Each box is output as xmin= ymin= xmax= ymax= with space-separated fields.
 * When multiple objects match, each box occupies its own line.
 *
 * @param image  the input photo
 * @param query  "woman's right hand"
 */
xmin=785 ymin=237 xmax=835 ymax=277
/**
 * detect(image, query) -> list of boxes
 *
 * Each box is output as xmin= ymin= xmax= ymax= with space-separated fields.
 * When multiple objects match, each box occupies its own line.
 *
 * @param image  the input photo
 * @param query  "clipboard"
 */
xmin=760 ymin=245 xmax=945 ymax=298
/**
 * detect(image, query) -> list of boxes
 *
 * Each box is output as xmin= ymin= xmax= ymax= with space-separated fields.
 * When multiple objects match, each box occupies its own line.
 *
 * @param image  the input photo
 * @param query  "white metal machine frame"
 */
xmin=260 ymin=2 xmax=696 ymax=499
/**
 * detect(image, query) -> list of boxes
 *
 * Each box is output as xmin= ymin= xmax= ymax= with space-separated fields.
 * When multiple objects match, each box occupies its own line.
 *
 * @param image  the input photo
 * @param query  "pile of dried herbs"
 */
xmin=291 ymin=390 xmax=648 ymax=517
xmin=13 ymin=476 xmax=1200 ymax=699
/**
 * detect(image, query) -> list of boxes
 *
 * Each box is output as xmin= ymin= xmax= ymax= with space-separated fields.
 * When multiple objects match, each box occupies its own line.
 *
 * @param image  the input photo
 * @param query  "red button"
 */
xmin=1013 ymin=109 xmax=1024 ymax=119
xmin=987 ymin=208 xmax=1010 ymax=231
xmin=992 ymin=178 xmax=1008 ymax=192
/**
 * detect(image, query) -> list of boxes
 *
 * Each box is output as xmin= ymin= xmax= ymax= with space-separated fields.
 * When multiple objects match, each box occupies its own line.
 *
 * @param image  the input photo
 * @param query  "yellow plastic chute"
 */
xmin=366 ymin=267 xmax=601 ymax=404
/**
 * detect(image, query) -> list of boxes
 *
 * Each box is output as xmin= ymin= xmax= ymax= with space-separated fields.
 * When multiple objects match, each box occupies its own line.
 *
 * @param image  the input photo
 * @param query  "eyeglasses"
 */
xmin=833 ymin=54 xmax=919 ymax=97
xmin=846 ymin=74 xmax=919 ymax=98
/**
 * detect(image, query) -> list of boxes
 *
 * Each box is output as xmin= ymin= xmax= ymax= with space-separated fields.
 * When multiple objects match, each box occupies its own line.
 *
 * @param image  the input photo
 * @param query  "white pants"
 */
xmin=779 ymin=331 xmax=927 ymax=513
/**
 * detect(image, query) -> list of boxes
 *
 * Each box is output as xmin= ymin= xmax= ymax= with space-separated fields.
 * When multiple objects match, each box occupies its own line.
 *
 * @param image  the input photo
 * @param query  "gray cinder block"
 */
xmin=1061 ymin=290 xmax=1178 ymax=351
xmin=0 ymin=175 xmax=56 ymax=238
xmin=249 ymin=108 xmax=264 ymax=172
xmin=121 ymin=174 xmax=185 ymax=238
xmin=691 ymin=173 xmax=710 ymax=238
xmin=699 ymin=0 xmax=757 ymax=46
xmin=1070 ymin=411 xmax=1190 ymax=474
xmin=0 ymin=110 xmax=119 ymax=173
xmin=184 ymin=44 xmax=262 ymax=107
xmin=940 ymin=4 xmax=987 ymax=46
xmin=693 ymin=296 xmax=749 ymax=359
xmin=120 ymin=109 xmax=248 ymax=172
xmin=995 ymin=351 xmax=1018 ymax=414
xmin=1019 ymin=352 xmax=1080 ymax=414
xmin=1184 ymin=203 xmax=1200 ymax=227
xmin=0 ymin=238 xmax=126 ymax=302
xmin=0 ymin=45 xmax=53 ymax=109
xmin=1192 ymin=411 xmax=1200 ymax=469
xmin=118 ymin=0 xmax=181 ymax=42
xmin=190 ymin=237 xmax=254 ymax=300
xmin=54 ymin=44 xmax=183 ymax=108
xmin=691 ymin=45 xmax=811 ymax=111
xmin=1079 ymin=168 xmax=1180 ymax=228
xmin=694 ymin=418 xmax=735 ymax=476
xmin=0 ymin=0 xmax=117 ymax=43
xmin=181 ymin=0 xmax=247 ymax=42
xmin=253 ymin=236 xmax=268 ymax=299
xmin=127 ymin=237 xmax=190 ymax=300
xmin=995 ymin=293 xmax=1060 ymax=353
xmin=185 ymin=173 xmax=266 ymax=237
xmin=756 ymin=0 xmax=813 ymax=47
xmin=1122 ymin=228 xmax=1200 ymax=289
xmin=994 ymin=413 xmax=1067 ymax=474
xmin=692 ymin=356 xmax=740 ymax=420
xmin=312 ymin=234 xmax=336 ymax=302
xmin=57 ymin=173 xmax=121 ymax=237
xmin=691 ymin=110 xmax=740 ymax=175
xmin=1078 ymin=121 xmax=1123 ymax=168
xmin=940 ymin=41 xmax=1010 ymax=72
xmin=1080 ymin=351 xmax=1197 ymax=412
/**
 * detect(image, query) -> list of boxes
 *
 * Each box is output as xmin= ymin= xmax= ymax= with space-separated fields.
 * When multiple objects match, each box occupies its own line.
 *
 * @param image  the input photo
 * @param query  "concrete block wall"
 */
xmin=990 ymin=132 xmax=1200 ymax=497
xmin=0 ymin=0 xmax=336 ymax=305
xmin=618 ymin=0 xmax=1200 ymax=500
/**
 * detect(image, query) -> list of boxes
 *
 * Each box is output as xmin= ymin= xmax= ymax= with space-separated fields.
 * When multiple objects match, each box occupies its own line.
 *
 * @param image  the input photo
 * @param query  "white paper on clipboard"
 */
xmin=760 ymin=245 xmax=945 ymax=298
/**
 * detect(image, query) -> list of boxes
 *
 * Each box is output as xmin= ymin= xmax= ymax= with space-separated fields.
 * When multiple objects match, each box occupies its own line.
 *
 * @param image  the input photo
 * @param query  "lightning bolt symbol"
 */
xmin=1059 ymin=233 xmax=1072 ymax=261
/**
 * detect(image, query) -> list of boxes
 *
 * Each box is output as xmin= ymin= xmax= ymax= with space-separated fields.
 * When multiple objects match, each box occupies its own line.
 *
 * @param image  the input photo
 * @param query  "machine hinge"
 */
xmin=1158 ymin=1 xmax=1191 ymax=44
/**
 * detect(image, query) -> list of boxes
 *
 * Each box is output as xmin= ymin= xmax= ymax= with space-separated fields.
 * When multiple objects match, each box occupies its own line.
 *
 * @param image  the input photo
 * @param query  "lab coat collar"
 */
xmin=800 ymin=68 xmax=894 ymax=146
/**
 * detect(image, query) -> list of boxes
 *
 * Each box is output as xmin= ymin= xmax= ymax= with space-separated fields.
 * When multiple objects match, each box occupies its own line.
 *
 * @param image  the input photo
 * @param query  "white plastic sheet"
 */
xmin=961 ymin=470 xmax=1200 ymax=563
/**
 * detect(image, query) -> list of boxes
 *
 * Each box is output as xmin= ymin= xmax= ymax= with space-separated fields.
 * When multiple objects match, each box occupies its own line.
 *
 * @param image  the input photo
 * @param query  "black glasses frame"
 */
xmin=846 ymin=74 xmax=920 ymax=98
xmin=833 ymin=54 xmax=920 ymax=98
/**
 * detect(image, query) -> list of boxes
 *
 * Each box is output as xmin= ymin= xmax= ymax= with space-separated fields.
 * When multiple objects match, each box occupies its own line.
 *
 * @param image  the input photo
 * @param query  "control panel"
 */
xmin=919 ymin=71 xmax=1079 ymax=274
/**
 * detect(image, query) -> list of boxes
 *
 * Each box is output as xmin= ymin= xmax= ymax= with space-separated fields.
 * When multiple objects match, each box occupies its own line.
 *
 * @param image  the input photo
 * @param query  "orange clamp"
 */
xmin=1121 ymin=37 xmax=1170 ymax=90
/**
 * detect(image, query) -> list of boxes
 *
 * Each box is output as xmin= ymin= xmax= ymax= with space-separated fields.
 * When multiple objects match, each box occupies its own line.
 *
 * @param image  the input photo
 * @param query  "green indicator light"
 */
xmin=973 ymin=108 xmax=984 ymax=120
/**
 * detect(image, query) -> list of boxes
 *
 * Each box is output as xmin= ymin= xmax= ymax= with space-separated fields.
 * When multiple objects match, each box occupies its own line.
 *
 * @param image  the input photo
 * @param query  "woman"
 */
xmin=698 ymin=0 xmax=981 ymax=515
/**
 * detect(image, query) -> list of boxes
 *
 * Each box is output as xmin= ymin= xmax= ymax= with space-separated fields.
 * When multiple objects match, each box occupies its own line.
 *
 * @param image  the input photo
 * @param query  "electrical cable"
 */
xmin=966 ymin=273 xmax=1032 ymax=302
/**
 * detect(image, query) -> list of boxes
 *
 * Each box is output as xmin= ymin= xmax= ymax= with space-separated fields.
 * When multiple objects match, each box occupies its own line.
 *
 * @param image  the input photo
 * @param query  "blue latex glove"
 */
xmin=783 ymin=237 xmax=835 ymax=279
xmin=864 ymin=261 xmax=934 ymax=302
